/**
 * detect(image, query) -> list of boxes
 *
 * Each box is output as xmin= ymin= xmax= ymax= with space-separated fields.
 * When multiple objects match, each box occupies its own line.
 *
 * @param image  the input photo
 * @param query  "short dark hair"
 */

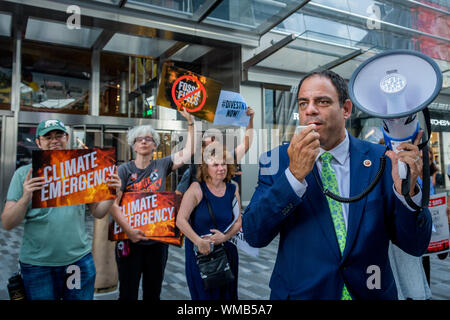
xmin=297 ymin=70 xmax=349 ymax=107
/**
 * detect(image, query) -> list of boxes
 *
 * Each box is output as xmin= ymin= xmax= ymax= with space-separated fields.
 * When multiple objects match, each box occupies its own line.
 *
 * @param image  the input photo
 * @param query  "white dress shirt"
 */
xmin=285 ymin=130 xmax=422 ymax=231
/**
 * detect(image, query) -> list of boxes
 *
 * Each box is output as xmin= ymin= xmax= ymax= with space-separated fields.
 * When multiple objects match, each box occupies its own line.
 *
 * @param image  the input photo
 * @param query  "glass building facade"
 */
xmin=0 ymin=0 xmax=448 ymax=204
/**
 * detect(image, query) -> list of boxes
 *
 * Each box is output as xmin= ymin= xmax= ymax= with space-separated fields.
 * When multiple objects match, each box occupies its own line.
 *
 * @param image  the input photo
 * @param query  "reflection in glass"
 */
xmin=207 ymin=0 xmax=298 ymax=31
xmin=0 ymin=67 xmax=12 ymax=109
xmin=100 ymin=53 xmax=129 ymax=117
xmin=0 ymin=13 xmax=12 ymax=37
xmin=0 ymin=39 xmax=13 ymax=109
xmin=25 ymin=18 xmax=102 ymax=49
xmin=101 ymin=53 xmax=158 ymax=118
xmin=264 ymin=88 xmax=297 ymax=144
xmin=154 ymin=131 xmax=174 ymax=191
xmin=94 ymin=0 xmax=122 ymax=5
xmin=104 ymin=131 xmax=129 ymax=167
xmin=21 ymin=42 xmax=91 ymax=114
xmin=16 ymin=126 xmax=40 ymax=169
xmin=127 ymin=0 xmax=205 ymax=14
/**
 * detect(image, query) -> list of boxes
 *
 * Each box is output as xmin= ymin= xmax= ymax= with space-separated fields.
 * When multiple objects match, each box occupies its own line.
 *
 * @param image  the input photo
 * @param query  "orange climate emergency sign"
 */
xmin=32 ymin=148 xmax=116 ymax=208
xmin=109 ymin=191 xmax=184 ymax=247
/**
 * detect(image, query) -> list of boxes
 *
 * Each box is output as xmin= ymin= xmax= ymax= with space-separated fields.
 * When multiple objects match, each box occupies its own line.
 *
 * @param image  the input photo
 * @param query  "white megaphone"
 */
xmin=349 ymin=50 xmax=442 ymax=179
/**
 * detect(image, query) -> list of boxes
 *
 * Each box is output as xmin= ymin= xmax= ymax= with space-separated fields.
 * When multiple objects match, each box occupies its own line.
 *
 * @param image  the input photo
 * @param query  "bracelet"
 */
xmin=188 ymin=123 xmax=194 ymax=126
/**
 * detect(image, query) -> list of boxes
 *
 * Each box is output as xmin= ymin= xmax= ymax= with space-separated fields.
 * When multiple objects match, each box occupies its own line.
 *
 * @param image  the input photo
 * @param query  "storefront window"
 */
xmin=16 ymin=126 xmax=40 ymax=169
xmin=0 ymin=38 xmax=13 ymax=110
xmin=357 ymin=110 xmax=450 ymax=193
xmin=264 ymin=86 xmax=366 ymax=147
xmin=100 ymin=53 xmax=157 ymax=118
xmin=264 ymin=87 xmax=298 ymax=147
xmin=20 ymin=42 xmax=91 ymax=114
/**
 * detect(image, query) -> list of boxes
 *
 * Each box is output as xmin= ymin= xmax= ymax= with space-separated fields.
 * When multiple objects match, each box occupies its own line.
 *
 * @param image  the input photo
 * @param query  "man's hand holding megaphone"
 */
xmin=386 ymin=130 xmax=424 ymax=197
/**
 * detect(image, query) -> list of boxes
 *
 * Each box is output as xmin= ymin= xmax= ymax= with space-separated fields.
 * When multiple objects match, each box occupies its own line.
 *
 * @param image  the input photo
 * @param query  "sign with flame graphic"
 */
xmin=109 ymin=191 xmax=184 ymax=247
xmin=32 ymin=148 xmax=116 ymax=208
xmin=156 ymin=63 xmax=222 ymax=122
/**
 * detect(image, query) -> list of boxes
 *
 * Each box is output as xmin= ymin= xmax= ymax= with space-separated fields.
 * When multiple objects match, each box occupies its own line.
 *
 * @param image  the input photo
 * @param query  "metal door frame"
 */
xmin=0 ymin=110 xmax=16 ymax=209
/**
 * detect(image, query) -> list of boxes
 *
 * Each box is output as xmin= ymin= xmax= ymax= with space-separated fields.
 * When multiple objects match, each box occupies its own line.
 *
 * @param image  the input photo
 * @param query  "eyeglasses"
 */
xmin=40 ymin=133 xmax=67 ymax=142
xmin=135 ymin=136 xmax=155 ymax=144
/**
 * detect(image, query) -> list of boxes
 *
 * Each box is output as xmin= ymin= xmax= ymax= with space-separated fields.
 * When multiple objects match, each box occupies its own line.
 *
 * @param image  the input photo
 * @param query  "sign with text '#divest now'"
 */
xmin=32 ymin=148 xmax=116 ymax=208
xmin=213 ymin=90 xmax=250 ymax=127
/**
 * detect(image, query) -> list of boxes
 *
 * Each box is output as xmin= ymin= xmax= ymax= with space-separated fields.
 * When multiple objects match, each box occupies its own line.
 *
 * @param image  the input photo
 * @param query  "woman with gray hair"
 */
xmin=110 ymin=108 xmax=194 ymax=300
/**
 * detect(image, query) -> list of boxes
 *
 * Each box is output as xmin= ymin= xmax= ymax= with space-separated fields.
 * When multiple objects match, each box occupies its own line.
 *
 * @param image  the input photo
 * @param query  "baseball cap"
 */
xmin=35 ymin=119 xmax=69 ymax=138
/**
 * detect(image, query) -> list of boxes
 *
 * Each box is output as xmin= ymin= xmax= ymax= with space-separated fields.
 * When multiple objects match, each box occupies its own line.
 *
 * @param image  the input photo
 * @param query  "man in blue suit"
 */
xmin=243 ymin=70 xmax=432 ymax=300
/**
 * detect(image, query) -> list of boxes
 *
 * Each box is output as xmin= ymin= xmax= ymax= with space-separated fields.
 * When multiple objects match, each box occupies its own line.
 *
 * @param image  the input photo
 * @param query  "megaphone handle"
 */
xmin=398 ymin=159 xmax=407 ymax=180
xmin=401 ymin=163 xmax=423 ymax=211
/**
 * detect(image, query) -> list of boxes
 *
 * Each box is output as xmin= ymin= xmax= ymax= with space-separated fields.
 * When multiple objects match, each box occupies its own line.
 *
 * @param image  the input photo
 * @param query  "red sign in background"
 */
xmin=171 ymin=75 xmax=207 ymax=113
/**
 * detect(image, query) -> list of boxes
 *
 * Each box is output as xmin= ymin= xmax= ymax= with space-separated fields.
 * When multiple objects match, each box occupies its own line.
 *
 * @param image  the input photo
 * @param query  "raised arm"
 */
xmin=172 ymin=108 xmax=194 ymax=170
xmin=234 ymin=106 xmax=254 ymax=162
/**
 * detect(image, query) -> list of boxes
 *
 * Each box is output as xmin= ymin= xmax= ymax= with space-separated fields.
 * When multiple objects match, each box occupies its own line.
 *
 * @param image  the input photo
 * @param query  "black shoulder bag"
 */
xmin=195 ymin=183 xmax=235 ymax=290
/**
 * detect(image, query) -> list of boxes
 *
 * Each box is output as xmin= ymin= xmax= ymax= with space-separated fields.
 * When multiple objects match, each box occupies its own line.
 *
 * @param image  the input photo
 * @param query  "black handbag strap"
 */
xmin=200 ymin=182 xmax=219 ymax=229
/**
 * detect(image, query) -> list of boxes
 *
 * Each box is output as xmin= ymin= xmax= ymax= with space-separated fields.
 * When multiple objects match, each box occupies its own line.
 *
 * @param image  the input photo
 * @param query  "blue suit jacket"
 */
xmin=243 ymin=134 xmax=432 ymax=300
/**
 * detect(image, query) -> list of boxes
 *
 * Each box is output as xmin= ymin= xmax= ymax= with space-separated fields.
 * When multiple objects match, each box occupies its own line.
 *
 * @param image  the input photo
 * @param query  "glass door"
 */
xmin=71 ymin=125 xmax=180 ymax=191
xmin=0 ymin=113 xmax=17 ymax=209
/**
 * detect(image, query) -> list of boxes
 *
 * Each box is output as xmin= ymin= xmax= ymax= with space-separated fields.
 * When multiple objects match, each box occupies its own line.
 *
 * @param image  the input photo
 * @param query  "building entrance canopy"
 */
xmin=0 ymin=0 xmax=447 ymax=100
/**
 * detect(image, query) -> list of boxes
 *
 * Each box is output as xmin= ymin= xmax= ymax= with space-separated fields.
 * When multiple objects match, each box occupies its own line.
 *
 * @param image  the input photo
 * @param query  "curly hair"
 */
xmin=197 ymin=142 xmax=236 ymax=183
xmin=126 ymin=125 xmax=160 ymax=147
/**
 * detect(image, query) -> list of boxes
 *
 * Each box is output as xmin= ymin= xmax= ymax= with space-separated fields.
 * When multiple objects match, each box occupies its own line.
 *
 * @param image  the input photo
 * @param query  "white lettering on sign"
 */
xmin=177 ymin=81 xmax=200 ymax=106
xmin=40 ymin=151 xmax=115 ymax=202
xmin=431 ymin=119 xmax=450 ymax=127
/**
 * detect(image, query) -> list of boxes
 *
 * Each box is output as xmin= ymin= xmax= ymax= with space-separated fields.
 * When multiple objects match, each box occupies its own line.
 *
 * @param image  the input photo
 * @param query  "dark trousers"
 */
xmin=422 ymin=256 xmax=431 ymax=287
xmin=116 ymin=241 xmax=168 ymax=300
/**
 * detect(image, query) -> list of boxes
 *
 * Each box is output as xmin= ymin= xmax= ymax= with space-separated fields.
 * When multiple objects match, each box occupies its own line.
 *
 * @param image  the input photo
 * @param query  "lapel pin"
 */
xmin=363 ymin=160 xmax=372 ymax=167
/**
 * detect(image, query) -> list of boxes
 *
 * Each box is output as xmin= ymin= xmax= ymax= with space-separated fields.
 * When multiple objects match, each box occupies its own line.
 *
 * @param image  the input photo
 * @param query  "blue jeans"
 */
xmin=20 ymin=253 xmax=96 ymax=300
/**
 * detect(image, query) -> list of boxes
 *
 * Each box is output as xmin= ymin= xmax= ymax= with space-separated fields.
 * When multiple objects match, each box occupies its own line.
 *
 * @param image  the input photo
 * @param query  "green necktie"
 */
xmin=320 ymin=152 xmax=352 ymax=300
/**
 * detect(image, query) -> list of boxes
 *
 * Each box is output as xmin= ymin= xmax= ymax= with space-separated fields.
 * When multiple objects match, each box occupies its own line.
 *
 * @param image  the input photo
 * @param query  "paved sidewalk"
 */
xmin=0 ymin=214 xmax=448 ymax=300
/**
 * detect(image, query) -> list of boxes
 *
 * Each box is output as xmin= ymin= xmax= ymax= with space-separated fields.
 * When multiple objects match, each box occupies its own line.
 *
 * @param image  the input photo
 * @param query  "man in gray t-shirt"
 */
xmin=1 ymin=119 xmax=121 ymax=300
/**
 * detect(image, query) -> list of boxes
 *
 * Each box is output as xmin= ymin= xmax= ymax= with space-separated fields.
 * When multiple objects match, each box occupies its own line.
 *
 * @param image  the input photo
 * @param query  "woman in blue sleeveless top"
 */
xmin=176 ymin=143 xmax=241 ymax=300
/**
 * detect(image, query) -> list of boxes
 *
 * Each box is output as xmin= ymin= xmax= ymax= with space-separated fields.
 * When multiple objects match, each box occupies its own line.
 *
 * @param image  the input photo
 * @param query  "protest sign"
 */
xmin=156 ymin=63 xmax=222 ymax=122
xmin=32 ymin=148 xmax=116 ymax=208
xmin=213 ymin=90 xmax=250 ymax=127
xmin=109 ymin=191 xmax=183 ymax=247
xmin=148 ymin=234 xmax=185 ymax=247
xmin=225 ymin=195 xmax=259 ymax=257
xmin=425 ymin=193 xmax=450 ymax=255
